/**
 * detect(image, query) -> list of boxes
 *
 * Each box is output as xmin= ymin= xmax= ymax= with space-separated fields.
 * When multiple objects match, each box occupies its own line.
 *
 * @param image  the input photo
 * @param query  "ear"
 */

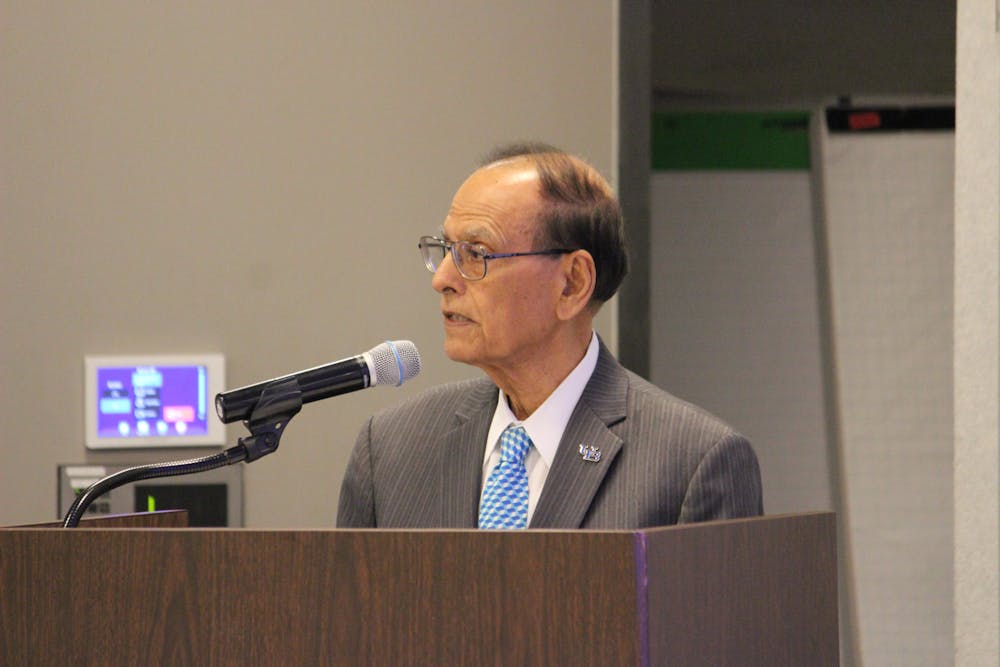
xmin=555 ymin=250 xmax=597 ymax=321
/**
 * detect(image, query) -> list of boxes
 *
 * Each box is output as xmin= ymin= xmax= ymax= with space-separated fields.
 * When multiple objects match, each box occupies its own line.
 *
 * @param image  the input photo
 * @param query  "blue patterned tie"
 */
xmin=478 ymin=425 xmax=531 ymax=529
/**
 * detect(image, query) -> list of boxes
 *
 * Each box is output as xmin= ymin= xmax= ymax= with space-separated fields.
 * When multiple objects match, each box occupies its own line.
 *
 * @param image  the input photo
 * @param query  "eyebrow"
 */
xmin=440 ymin=225 xmax=498 ymax=247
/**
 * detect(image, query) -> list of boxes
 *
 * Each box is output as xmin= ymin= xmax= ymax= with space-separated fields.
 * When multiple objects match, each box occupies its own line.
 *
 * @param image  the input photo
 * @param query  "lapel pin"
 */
xmin=579 ymin=444 xmax=602 ymax=463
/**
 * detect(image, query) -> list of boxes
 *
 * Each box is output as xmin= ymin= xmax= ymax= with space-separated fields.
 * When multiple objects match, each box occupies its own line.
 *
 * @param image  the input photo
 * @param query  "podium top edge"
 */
xmin=3 ymin=511 xmax=834 ymax=533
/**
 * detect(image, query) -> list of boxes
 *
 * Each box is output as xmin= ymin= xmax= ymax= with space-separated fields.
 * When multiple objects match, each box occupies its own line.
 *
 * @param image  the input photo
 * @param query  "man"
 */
xmin=337 ymin=143 xmax=762 ymax=529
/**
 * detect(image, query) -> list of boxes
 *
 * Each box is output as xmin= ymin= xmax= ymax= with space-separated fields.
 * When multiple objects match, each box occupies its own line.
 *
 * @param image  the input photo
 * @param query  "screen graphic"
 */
xmin=96 ymin=364 xmax=209 ymax=440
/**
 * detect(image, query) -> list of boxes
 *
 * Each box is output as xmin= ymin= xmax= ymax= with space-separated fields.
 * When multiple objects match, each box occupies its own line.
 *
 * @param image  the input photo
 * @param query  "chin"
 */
xmin=443 ymin=339 xmax=481 ymax=367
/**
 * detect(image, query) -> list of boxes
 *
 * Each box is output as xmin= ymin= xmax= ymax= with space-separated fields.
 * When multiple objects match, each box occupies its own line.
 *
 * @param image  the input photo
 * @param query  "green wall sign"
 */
xmin=652 ymin=111 xmax=811 ymax=170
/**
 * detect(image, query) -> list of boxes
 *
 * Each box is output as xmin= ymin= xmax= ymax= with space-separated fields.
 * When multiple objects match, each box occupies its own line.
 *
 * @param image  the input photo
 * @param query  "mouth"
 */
xmin=443 ymin=310 xmax=473 ymax=324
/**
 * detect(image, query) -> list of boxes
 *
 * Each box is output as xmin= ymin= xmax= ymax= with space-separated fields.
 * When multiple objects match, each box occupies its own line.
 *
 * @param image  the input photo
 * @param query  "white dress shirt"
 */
xmin=481 ymin=332 xmax=600 ymax=525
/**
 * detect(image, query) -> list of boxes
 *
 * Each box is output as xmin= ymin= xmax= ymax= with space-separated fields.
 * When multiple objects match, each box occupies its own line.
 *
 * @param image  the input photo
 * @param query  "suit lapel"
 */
xmin=438 ymin=381 xmax=497 ymax=527
xmin=530 ymin=341 xmax=629 ymax=528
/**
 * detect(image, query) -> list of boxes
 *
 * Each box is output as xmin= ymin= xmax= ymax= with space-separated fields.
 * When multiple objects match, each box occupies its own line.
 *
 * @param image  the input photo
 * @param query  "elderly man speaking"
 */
xmin=337 ymin=143 xmax=762 ymax=530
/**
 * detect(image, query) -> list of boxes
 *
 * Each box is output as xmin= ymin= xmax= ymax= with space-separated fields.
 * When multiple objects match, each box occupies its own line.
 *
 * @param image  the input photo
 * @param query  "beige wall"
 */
xmin=0 ymin=2 xmax=616 ymax=527
xmin=954 ymin=0 xmax=1000 ymax=663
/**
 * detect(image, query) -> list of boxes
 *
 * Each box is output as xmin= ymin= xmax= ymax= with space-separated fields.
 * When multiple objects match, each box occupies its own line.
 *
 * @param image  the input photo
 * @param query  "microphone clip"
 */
xmin=237 ymin=378 xmax=303 ymax=463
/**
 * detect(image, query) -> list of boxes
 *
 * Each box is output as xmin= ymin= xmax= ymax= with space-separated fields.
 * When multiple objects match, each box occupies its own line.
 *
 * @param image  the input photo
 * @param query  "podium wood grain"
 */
xmin=0 ymin=512 xmax=837 ymax=666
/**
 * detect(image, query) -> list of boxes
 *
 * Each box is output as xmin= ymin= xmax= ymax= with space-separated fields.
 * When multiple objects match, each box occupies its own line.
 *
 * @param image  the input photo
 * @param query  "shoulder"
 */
xmin=591 ymin=342 xmax=740 ymax=439
xmin=366 ymin=376 xmax=496 ymax=431
xmin=620 ymin=367 xmax=759 ymax=487
xmin=627 ymin=369 xmax=739 ymax=435
xmin=596 ymin=356 xmax=747 ymax=457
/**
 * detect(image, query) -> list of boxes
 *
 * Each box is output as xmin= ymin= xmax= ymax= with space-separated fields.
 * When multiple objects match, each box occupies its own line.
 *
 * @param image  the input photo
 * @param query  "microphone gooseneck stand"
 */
xmin=61 ymin=379 xmax=303 ymax=528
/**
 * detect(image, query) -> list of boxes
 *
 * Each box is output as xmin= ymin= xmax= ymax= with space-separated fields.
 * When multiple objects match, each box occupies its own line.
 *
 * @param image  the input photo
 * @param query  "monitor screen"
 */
xmin=85 ymin=355 xmax=226 ymax=448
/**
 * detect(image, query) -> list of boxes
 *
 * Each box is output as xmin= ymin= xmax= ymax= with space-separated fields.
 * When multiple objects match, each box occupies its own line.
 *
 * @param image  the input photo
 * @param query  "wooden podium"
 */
xmin=0 ymin=512 xmax=837 ymax=666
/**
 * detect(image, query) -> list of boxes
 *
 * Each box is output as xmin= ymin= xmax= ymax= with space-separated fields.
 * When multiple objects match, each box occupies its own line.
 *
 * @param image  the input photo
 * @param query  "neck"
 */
xmin=485 ymin=328 xmax=593 ymax=420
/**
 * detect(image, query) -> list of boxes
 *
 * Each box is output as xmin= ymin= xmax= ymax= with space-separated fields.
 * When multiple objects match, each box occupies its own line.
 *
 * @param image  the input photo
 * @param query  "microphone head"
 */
xmin=364 ymin=340 xmax=421 ymax=387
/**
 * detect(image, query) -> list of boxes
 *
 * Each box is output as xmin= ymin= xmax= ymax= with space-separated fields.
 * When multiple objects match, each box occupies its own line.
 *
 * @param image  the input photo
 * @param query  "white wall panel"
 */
xmin=651 ymin=169 xmax=831 ymax=515
xmin=821 ymin=130 xmax=953 ymax=666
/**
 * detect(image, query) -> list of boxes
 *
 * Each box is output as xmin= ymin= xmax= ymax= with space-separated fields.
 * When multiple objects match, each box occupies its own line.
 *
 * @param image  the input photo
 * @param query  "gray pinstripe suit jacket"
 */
xmin=336 ymin=340 xmax=763 ymax=529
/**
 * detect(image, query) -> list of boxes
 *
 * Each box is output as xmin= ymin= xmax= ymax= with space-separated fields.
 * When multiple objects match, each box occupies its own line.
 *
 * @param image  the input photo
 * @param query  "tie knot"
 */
xmin=499 ymin=426 xmax=531 ymax=464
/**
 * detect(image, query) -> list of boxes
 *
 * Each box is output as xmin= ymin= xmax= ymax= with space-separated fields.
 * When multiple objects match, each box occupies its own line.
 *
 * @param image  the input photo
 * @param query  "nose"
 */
xmin=431 ymin=248 xmax=463 ymax=294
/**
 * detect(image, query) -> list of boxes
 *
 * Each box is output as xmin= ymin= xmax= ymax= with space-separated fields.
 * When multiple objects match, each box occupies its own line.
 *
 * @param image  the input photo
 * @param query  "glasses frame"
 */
xmin=418 ymin=235 xmax=575 ymax=281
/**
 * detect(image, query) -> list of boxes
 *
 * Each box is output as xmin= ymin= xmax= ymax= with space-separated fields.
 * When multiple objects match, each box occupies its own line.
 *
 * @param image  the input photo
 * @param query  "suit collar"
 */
xmin=530 ymin=341 xmax=629 ymax=528
xmin=439 ymin=379 xmax=497 ymax=527
xmin=577 ymin=338 xmax=629 ymax=427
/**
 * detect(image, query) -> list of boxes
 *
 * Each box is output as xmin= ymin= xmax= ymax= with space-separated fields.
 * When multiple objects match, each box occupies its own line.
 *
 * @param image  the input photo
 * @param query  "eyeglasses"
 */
xmin=418 ymin=235 xmax=575 ymax=281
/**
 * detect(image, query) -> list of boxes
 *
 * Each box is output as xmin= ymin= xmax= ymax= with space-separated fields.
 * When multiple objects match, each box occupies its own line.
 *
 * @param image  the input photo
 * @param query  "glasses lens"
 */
xmin=454 ymin=242 xmax=486 ymax=280
xmin=418 ymin=237 xmax=446 ymax=273
xmin=417 ymin=237 xmax=488 ymax=280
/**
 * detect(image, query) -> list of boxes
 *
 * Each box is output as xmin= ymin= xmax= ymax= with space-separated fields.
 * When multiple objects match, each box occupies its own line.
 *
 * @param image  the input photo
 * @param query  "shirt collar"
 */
xmin=485 ymin=332 xmax=600 ymax=467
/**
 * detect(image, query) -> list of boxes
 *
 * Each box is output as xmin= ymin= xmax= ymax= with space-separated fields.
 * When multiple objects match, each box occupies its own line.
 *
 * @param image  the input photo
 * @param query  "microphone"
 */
xmin=214 ymin=340 xmax=421 ymax=424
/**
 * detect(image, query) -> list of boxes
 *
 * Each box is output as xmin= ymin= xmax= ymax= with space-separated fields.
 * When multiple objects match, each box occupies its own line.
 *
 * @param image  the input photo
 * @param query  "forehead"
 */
xmin=443 ymin=162 xmax=542 ymax=244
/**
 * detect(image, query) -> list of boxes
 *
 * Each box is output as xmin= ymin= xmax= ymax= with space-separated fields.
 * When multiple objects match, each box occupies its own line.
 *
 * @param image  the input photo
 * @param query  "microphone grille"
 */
xmin=366 ymin=340 xmax=422 ymax=387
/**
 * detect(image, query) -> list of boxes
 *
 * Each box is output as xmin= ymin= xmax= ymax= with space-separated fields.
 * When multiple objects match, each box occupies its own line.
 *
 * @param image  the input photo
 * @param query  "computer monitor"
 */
xmin=84 ymin=354 xmax=226 ymax=449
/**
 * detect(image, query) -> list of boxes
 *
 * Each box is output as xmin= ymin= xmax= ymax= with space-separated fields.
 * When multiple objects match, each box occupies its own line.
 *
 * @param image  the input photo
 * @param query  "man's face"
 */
xmin=432 ymin=162 xmax=566 ymax=376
